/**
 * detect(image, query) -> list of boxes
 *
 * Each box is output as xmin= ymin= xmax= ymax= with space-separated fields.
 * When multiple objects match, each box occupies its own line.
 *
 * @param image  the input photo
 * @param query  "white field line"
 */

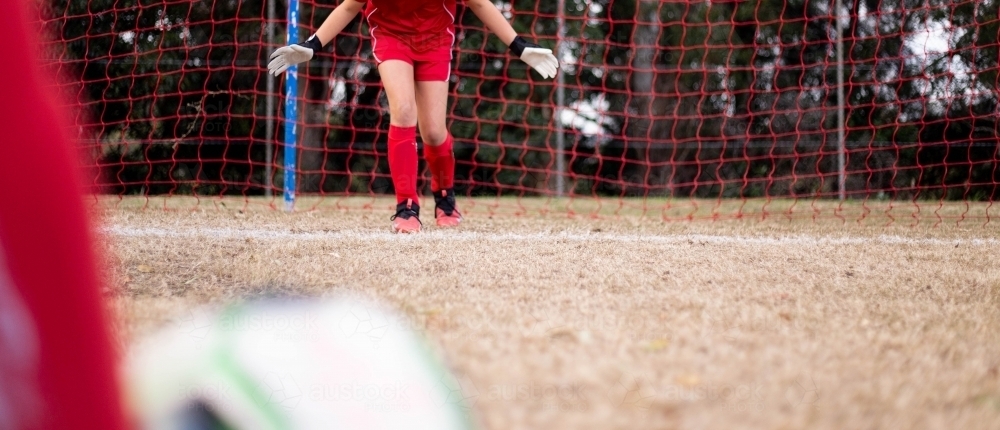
xmin=102 ymin=226 xmax=999 ymax=247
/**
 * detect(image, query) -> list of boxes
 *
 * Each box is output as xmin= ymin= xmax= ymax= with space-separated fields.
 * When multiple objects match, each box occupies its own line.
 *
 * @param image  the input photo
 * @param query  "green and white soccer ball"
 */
xmin=125 ymin=298 xmax=475 ymax=430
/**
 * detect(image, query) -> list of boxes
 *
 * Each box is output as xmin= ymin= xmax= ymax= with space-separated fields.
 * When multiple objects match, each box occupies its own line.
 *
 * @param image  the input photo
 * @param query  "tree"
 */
xmin=46 ymin=0 xmax=274 ymax=195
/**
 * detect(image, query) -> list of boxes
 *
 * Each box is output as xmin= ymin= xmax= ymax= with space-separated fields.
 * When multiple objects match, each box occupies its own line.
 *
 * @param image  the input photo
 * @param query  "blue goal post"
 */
xmin=282 ymin=0 xmax=299 ymax=212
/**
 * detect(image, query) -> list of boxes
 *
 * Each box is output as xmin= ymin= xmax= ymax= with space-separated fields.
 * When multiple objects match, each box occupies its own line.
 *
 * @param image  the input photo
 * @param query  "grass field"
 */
xmin=101 ymin=197 xmax=1000 ymax=429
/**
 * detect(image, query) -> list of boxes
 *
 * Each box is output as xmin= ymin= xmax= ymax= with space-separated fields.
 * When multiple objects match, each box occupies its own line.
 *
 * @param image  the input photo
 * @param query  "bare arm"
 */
xmin=464 ymin=0 xmax=517 ymax=45
xmin=268 ymin=0 xmax=364 ymax=75
xmin=267 ymin=0 xmax=365 ymax=76
xmin=462 ymin=0 xmax=558 ymax=79
xmin=314 ymin=0 xmax=365 ymax=45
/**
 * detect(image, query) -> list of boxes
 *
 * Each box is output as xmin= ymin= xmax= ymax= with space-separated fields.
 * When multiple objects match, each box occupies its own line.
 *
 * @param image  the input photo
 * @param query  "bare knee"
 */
xmin=389 ymin=101 xmax=417 ymax=127
xmin=420 ymin=126 xmax=449 ymax=146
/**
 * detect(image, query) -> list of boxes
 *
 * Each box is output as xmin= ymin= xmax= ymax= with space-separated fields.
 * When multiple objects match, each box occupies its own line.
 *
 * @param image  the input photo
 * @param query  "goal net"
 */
xmin=38 ymin=0 xmax=1000 ymax=220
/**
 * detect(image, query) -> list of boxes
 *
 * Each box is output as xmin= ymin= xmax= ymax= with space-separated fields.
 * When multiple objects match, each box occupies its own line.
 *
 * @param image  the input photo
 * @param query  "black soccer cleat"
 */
xmin=390 ymin=199 xmax=422 ymax=233
xmin=433 ymin=189 xmax=462 ymax=227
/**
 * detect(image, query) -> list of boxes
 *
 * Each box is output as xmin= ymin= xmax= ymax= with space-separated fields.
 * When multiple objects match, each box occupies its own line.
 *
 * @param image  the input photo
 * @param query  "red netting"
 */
xmin=38 ymin=0 xmax=1000 ymax=222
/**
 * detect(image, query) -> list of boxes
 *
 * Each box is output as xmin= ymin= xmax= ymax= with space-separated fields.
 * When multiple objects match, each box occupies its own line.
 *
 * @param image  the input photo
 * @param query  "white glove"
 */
xmin=268 ymin=36 xmax=323 ymax=76
xmin=267 ymin=45 xmax=313 ymax=76
xmin=509 ymin=36 xmax=559 ymax=79
xmin=520 ymin=47 xmax=559 ymax=79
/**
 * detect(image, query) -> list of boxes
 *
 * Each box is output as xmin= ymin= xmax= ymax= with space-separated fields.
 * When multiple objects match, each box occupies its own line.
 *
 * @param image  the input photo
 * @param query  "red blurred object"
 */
xmin=0 ymin=1 xmax=128 ymax=429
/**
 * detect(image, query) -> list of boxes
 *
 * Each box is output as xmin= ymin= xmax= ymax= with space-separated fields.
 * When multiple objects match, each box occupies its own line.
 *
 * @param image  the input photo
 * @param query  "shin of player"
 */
xmin=415 ymin=79 xmax=461 ymax=228
xmin=268 ymin=0 xmax=558 ymax=233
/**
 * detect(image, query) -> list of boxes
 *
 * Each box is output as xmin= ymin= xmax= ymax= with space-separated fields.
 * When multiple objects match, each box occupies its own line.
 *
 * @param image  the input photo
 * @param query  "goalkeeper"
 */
xmin=268 ymin=0 xmax=558 ymax=233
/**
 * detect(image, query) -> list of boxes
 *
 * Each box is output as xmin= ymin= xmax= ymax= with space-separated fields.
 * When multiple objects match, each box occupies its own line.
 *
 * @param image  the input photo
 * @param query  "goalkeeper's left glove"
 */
xmin=268 ymin=35 xmax=324 ymax=76
xmin=508 ymin=36 xmax=559 ymax=79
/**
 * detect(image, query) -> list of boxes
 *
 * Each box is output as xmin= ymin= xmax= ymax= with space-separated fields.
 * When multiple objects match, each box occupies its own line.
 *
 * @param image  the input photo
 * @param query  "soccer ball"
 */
xmin=125 ymin=298 xmax=474 ymax=430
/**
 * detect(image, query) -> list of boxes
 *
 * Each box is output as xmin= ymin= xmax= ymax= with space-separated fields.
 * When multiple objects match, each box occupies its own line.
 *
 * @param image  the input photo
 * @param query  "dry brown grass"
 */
xmin=96 ymin=194 xmax=998 ymax=226
xmin=100 ymin=197 xmax=1000 ymax=430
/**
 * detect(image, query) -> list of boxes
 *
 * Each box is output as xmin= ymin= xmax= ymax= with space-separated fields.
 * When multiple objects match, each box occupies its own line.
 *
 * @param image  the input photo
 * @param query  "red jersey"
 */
xmin=360 ymin=0 xmax=457 ymax=51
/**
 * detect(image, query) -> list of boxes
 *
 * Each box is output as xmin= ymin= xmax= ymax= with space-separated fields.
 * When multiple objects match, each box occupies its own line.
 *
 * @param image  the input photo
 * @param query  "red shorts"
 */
xmin=371 ymin=31 xmax=454 ymax=81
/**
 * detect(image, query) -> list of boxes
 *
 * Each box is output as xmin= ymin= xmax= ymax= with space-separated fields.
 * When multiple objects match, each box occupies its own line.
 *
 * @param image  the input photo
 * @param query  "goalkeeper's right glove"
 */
xmin=508 ymin=36 xmax=559 ymax=79
xmin=268 ymin=35 xmax=324 ymax=76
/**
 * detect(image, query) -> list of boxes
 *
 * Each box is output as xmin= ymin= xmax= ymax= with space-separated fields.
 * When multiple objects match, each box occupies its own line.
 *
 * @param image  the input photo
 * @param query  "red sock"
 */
xmin=388 ymin=125 xmax=419 ymax=205
xmin=424 ymin=133 xmax=455 ymax=192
